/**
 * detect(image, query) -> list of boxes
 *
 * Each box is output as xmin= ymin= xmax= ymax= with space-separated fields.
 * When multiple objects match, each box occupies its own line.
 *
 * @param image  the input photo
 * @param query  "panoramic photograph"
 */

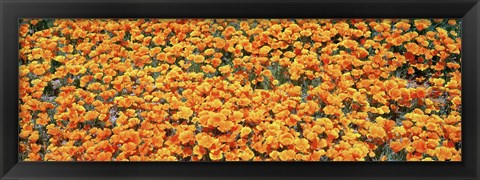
xmin=18 ymin=19 xmax=461 ymax=161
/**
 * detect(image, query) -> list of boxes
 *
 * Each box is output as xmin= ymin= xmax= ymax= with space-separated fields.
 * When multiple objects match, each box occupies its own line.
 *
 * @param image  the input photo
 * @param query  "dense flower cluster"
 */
xmin=18 ymin=19 xmax=461 ymax=161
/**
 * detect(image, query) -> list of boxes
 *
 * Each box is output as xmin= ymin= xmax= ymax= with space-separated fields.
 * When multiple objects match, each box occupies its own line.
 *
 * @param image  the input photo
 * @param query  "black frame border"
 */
xmin=1 ymin=0 xmax=479 ymax=180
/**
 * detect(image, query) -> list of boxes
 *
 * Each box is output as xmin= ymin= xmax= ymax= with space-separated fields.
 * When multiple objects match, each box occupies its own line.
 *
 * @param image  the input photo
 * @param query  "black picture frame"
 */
xmin=1 ymin=0 xmax=479 ymax=179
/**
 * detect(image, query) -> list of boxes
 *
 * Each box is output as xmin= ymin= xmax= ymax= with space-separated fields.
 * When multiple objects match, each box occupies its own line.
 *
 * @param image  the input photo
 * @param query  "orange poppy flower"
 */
xmin=412 ymin=140 xmax=427 ymax=153
xmin=294 ymin=138 xmax=310 ymax=152
xmin=323 ymin=105 xmax=337 ymax=115
xmin=209 ymin=149 xmax=223 ymax=161
xmin=96 ymin=152 xmax=113 ymax=161
xmin=259 ymin=46 xmax=272 ymax=56
xmin=237 ymin=98 xmax=251 ymax=107
xmin=279 ymin=133 xmax=295 ymax=146
xmin=279 ymin=150 xmax=296 ymax=161
xmin=196 ymin=134 xmax=215 ymax=149
xmin=368 ymin=126 xmax=386 ymax=139
xmin=179 ymin=131 xmax=194 ymax=144
xmin=36 ymin=113 xmax=50 ymax=126
xmin=435 ymin=147 xmax=453 ymax=161
xmin=240 ymin=127 xmax=252 ymax=137
xmin=389 ymin=141 xmax=404 ymax=153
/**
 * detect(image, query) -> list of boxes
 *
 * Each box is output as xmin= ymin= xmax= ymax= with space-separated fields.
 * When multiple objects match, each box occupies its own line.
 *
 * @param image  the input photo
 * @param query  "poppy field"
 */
xmin=18 ymin=19 xmax=462 ymax=161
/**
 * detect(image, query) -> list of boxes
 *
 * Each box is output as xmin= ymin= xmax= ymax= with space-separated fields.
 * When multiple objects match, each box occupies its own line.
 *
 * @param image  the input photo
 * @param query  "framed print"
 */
xmin=15 ymin=18 xmax=464 ymax=162
xmin=1 ymin=0 xmax=480 ymax=179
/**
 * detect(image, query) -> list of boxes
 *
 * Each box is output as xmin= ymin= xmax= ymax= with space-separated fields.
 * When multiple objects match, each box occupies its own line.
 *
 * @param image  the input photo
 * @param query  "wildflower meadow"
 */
xmin=18 ymin=19 xmax=461 ymax=161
